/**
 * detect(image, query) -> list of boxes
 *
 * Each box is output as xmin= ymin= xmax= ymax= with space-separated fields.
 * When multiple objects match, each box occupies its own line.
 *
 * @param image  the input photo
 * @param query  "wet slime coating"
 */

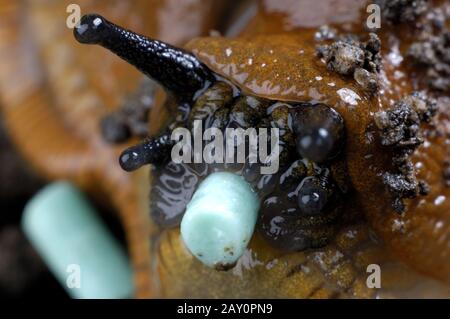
xmin=316 ymin=33 xmax=381 ymax=94
xmin=71 ymin=6 xmax=446 ymax=277
xmin=297 ymin=176 xmax=330 ymax=215
xmin=73 ymin=13 xmax=351 ymax=257
xmin=1 ymin=0 xmax=448 ymax=297
xmin=291 ymin=104 xmax=344 ymax=163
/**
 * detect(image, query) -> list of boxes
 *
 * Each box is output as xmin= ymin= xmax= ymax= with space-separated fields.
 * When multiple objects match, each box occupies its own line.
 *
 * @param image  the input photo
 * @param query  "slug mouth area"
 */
xmin=97 ymin=30 xmax=438 ymax=271
xmin=148 ymin=78 xmax=353 ymax=264
xmin=146 ymin=35 xmax=361 ymax=258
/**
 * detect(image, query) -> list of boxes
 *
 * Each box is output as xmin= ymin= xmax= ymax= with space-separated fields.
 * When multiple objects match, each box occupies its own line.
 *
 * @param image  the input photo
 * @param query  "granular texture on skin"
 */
xmin=374 ymin=92 xmax=437 ymax=212
xmin=376 ymin=0 xmax=429 ymax=24
xmin=316 ymin=33 xmax=381 ymax=94
xmin=375 ymin=92 xmax=437 ymax=146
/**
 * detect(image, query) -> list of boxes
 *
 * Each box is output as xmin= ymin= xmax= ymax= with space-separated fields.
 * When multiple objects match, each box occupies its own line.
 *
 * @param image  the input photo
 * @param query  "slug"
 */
xmin=0 ymin=0 xmax=448 ymax=298
xmin=74 ymin=0 xmax=450 ymax=291
xmin=73 ymin=13 xmax=353 ymax=258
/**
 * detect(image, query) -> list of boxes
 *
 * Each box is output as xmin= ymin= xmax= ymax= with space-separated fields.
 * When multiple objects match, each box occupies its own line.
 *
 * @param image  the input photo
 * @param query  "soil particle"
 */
xmin=389 ymin=2 xmax=450 ymax=92
xmin=316 ymin=33 xmax=381 ymax=94
xmin=374 ymin=92 xmax=437 ymax=212
xmin=374 ymin=92 xmax=437 ymax=146
xmin=214 ymin=262 xmax=236 ymax=271
xmin=354 ymin=68 xmax=378 ymax=94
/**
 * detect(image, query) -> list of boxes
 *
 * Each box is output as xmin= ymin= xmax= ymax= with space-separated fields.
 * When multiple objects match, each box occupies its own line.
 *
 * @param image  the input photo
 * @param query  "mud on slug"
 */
xmin=73 ymin=11 xmax=448 ymax=282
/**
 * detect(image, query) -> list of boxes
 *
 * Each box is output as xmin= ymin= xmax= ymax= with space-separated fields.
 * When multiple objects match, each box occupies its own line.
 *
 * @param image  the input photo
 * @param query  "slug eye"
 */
xmin=291 ymin=104 xmax=344 ymax=163
xmin=297 ymin=176 xmax=329 ymax=215
xmin=74 ymin=14 xmax=108 ymax=44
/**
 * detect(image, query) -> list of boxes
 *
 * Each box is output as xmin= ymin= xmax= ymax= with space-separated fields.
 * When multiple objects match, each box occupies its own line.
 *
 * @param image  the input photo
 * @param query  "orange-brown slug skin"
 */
xmin=184 ymin=0 xmax=450 ymax=284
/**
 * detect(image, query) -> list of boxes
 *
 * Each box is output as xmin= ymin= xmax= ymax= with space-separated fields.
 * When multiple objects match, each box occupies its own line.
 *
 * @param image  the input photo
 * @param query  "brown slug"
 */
xmin=0 ymin=0 xmax=448 ymax=298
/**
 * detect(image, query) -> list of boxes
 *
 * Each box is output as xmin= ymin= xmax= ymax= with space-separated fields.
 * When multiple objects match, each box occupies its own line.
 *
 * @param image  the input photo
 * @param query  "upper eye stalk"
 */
xmin=74 ymin=14 xmax=215 ymax=102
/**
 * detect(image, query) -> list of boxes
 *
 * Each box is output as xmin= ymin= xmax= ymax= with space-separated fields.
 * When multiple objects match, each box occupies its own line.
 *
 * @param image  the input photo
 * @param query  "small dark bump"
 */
xmin=259 ymin=159 xmax=342 ymax=252
xmin=297 ymin=176 xmax=329 ymax=215
xmin=418 ymin=180 xmax=430 ymax=195
xmin=214 ymin=262 xmax=236 ymax=271
xmin=291 ymin=104 xmax=345 ymax=163
xmin=444 ymin=161 xmax=450 ymax=187
xmin=393 ymin=197 xmax=406 ymax=214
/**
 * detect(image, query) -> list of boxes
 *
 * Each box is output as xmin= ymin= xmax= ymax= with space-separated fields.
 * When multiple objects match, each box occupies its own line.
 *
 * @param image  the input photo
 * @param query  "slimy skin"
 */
xmin=180 ymin=172 xmax=260 ymax=269
xmin=75 ymin=5 xmax=449 ymax=295
xmin=185 ymin=2 xmax=450 ymax=284
xmin=0 ymin=0 xmax=448 ymax=298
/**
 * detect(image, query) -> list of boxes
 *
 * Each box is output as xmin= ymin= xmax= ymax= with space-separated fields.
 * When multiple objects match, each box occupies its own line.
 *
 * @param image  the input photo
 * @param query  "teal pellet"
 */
xmin=180 ymin=172 xmax=260 ymax=270
xmin=22 ymin=181 xmax=133 ymax=299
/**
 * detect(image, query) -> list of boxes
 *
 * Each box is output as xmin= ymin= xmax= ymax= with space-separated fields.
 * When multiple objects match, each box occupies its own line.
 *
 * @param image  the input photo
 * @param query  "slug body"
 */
xmin=4 ymin=0 xmax=446 ymax=298
xmin=74 ymin=13 xmax=353 ymax=264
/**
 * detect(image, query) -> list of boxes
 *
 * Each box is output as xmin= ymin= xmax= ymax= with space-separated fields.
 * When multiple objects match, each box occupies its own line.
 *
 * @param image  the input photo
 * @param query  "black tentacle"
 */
xmin=119 ymin=132 xmax=173 ymax=171
xmin=74 ymin=14 xmax=214 ymax=101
